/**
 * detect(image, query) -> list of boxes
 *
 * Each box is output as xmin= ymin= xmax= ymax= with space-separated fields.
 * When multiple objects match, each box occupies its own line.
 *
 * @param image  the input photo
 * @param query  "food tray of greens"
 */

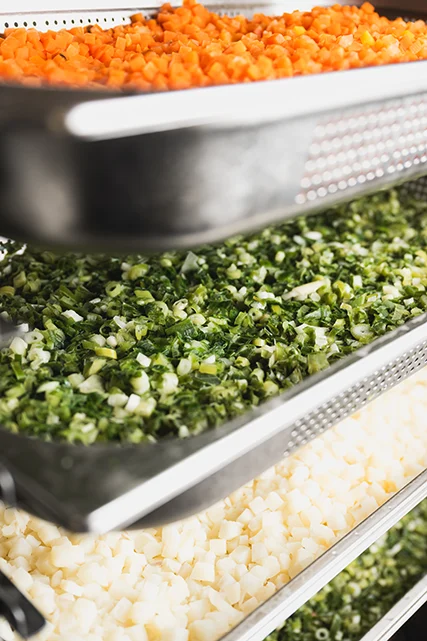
xmin=2 ymin=180 xmax=427 ymax=532
xmin=3 ymin=1 xmax=427 ymax=252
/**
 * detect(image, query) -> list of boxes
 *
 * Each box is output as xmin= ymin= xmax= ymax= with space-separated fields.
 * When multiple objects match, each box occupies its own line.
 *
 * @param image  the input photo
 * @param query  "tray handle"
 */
xmin=0 ymin=571 xmax=46 ymax=640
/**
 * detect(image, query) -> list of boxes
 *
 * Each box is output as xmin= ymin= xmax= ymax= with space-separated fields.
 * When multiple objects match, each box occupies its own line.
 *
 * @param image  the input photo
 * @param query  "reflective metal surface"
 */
xmin=0 ymin=571 xmax=45 ymax=640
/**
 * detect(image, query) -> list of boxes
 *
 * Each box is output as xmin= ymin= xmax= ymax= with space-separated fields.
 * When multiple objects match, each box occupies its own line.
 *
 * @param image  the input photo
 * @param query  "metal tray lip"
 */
xmin=2 ymin=1 xmax=427 ymax=141
xmin=359 ymin=574 xmax=427 ymax=641
xmin=220 ymin=469 xmax=427 ymax=641
xmin=0 ymin=0 xmax=354 ymax=15
xmin=0 ymin=0 xmax=420 ymax=15
xmin=62 ymin=58 xmax=427 ymax=140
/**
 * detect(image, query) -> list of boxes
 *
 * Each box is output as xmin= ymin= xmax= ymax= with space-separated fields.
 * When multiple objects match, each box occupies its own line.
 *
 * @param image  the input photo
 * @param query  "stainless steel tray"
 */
xmin=359 ymin=574 xmax=427 ymax=641
xmin=3 ymin=464 xmax=427 ymax=641
xmin=1 ymin=1 xmax=427 ymax=252
xmin=3 ymin=239 xmax=427 ymax=533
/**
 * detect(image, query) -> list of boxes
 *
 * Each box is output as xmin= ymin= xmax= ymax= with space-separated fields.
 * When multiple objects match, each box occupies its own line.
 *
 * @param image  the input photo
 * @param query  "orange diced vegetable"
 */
xmin=360 ymin=30 xmax=375 ymax=47
xmin=0 ymin=1 xmax=427 ymax=92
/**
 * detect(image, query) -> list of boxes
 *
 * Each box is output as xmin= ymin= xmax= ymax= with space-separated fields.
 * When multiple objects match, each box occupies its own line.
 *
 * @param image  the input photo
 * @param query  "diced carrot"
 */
xmin=131 ymin=13 xmax=145 ymax=24
xmin=15 ymin=45 xmax=30 ymax=61
xmin=29 ymin=54 xmax=46 ymax=65
xmin=55 ymin=31 xmax=74 ymax=49
xmin=66 ymin=43 xmax=80 ymax=58
xmin=293 ymin=26 xmax=305 ymax=36
xmin=107 ymin=68 xmax=127 ymax=86
xmin=2 ymin=36 xmax=21 ymax=56
xmin=1 ymin=1 xmax=427 ymax=92
xmin=143 ymin=60 xmax=158 ymax=80
xmin=84 ymin=33 xmax=97 ymax=46
xmin=410 ymin=39 xmax=424 ymax=55
xmin=11 ymin=29 xmax=27 ymax=46
xmin=154 ymin=56 xmax=169 ymax=73
xmin=129 ymin=53 xmax=146 ymax=71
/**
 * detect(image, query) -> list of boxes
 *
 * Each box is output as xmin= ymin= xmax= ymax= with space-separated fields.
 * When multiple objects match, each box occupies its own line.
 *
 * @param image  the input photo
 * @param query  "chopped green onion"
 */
xmin=0 ymin=187 xmax=427 ymax=443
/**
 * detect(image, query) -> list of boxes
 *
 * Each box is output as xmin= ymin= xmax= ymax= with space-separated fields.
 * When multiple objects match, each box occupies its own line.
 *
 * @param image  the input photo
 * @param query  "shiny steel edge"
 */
xmin=221 ymin=470 xmax=427 ymax=641
xmin=87 ymin=313 xmax=427 ymax=532
xmin=63 ymin=62 xmax=427 ymax=140
xmin=359 ymin=574 xmax=427 ymax=641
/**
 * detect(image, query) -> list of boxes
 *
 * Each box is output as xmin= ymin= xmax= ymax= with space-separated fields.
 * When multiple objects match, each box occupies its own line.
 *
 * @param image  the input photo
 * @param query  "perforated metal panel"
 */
xmin=0 ymin=3 xmax=306 ymax=32
xmin=0 ymin=11 xmax=131 ymax=31
xmin=288 ymin=172 xmax=427 ymax=455
xmin=297 ymin=97 xmax=427 ymax=205
xmin=285 ymin=337 xmax=427 ymax=455
xmin=401 ymin=172 xmax=427 ymax=199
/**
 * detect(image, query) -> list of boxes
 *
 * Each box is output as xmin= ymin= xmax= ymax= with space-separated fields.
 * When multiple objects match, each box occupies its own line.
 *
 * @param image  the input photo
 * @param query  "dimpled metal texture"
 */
xmin=297 ymin=97 xmax=427 ymax=205
xmin=285 ymin=336 xmax=427 ymax=456
xmin=0 ymin=10 xmax=132 ymax=31
xmin=0 ymin=3 xmax=296 ymax=32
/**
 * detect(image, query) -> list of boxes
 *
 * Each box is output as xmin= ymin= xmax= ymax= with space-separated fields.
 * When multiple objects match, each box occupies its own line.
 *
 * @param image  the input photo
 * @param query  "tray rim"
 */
xmin=0 ymin=0 xmax=362 ymax=15
xmin=60 ymin=60 xmax=427 ymax=141
xmin=0 ymin=0 xmax=423 ymax=15
xmin=3 ymin=60 xmax=427 ymax=147
xmin=89 ymin=311 xmax=427 ymax=532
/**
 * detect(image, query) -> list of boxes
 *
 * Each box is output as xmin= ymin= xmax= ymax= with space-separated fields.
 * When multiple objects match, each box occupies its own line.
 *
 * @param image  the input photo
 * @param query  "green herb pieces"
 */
xmin=268 ymin=499 xmax=427 ymax=641
xmin=1 ymin=187 xmax=427 ymax=443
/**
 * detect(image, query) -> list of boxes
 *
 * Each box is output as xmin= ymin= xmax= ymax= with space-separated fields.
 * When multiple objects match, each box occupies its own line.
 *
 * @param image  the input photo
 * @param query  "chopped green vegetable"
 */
xmin=267 ymin=499 xmax=427 ymax=641
xmin=1 ymin=186 xmax=427 ymax=443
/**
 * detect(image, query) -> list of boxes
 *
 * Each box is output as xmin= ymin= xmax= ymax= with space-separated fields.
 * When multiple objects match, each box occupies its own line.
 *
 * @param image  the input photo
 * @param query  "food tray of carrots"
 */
xmin=0 ymin=0 xmax=427 ymax=252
